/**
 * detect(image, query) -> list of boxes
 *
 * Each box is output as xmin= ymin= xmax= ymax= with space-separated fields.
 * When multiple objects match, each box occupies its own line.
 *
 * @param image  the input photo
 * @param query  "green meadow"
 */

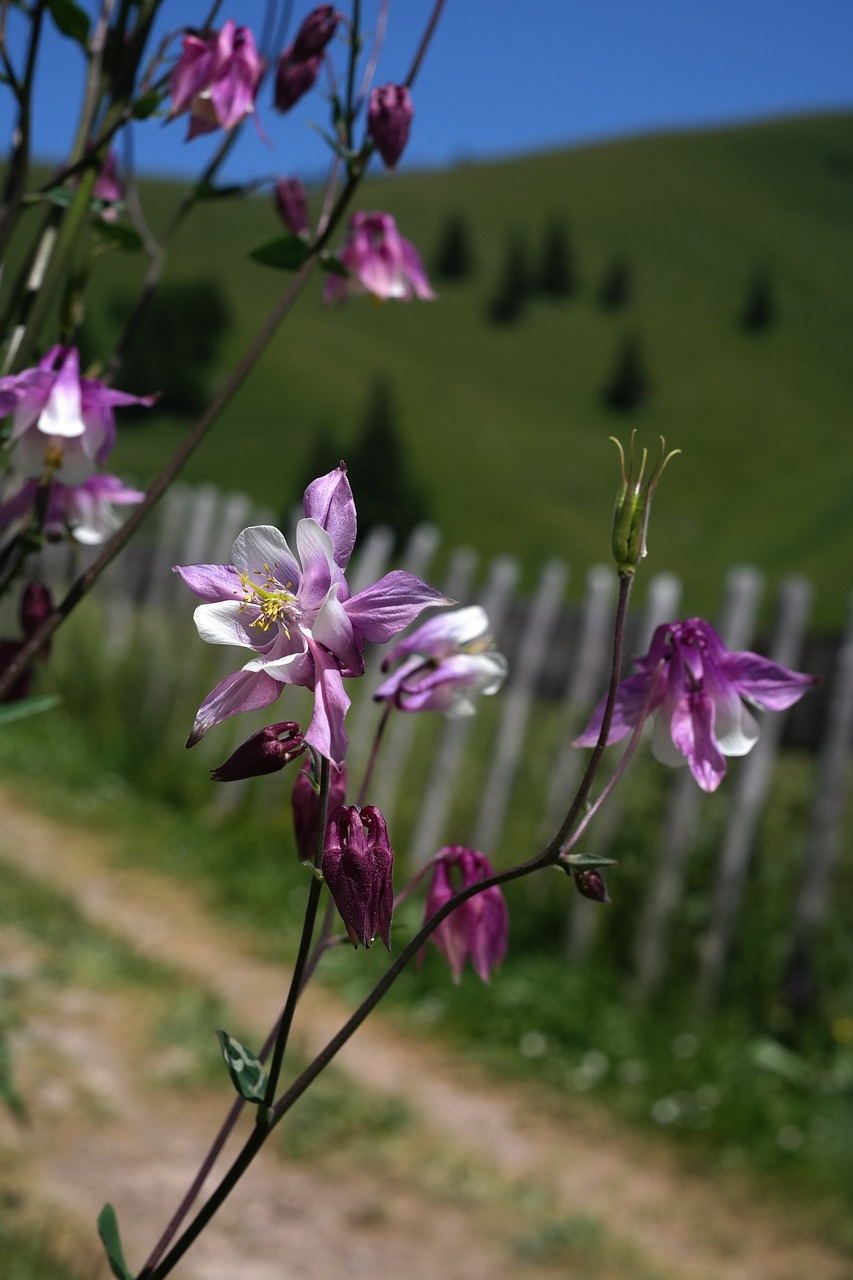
xmin=68 ymin=110 xmax=853 ymax=628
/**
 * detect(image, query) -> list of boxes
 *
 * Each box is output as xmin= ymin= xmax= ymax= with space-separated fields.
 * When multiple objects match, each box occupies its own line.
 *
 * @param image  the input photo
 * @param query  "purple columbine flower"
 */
xmin=0 ymin=472 xmax=145 ymax=547
xmin=211 ymin=720 xmax=305 ymax=782
xmin=273 ymin=6 xmax=339 ymax=112
xmin=322 ymin=804 xmax=394 ymax=948
xmin=292 ymin=757 xmax=347 ymax=862
xmin=423 ymin=847 xmax=508 ymax=984
xmin=367 ymin=84 xmax=414 ymax=170
xmin=174 ymin=464 xmax=450 ymax=767
xmin=323 ymin=212 xmax=435 ymax=305
xmin=575 ymin=618 xmax=819 ymax=793
xmin=290 ymin=5 xmax=339 ymax=60
xmin=169 ymin=20 xmax=264 ymax=140
xmin=0 ymin=346 xmax=154 ymax=485
xmin=375 ymin=605 xmax=508 ymax=715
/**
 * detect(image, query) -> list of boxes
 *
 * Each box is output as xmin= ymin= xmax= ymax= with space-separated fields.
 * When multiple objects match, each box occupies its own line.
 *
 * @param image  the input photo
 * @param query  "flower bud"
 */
xmin=610 ymin=432 xmax=679 ymax=575
xmin=292 ymin=759 xmax=346 ymax=862
xmin=322 ymin=805 xmax=394 ymax=948
xmin=367 ymin=84 xmax=413 ymax=169
xmin=573 ymin=869 xmax=611 ymax=905
xmin=20 ymin=582 xmax=53 ymax=639
xmin=274 ymin=46 xmax=321 ymax=112
xmin=211 ymin=722 xmax=304 ymax=782
xmin=291 ymin=5 xmax=339 ymax=60
xmin=274 ymin=178 xmax=310 ymax=237
xmin=422 ymin=847 xmax=508 ymax=983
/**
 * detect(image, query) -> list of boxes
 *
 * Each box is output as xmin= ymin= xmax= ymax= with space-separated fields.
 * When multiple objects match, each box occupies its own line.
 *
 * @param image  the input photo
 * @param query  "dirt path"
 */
xmin=0 ymin=790 xmax=849 ymax=1280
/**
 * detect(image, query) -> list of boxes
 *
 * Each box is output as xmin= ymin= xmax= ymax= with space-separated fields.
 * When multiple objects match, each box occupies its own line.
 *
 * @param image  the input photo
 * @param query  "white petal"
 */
xmin=714 ymin=699 xmax=760 ymax=757
xmin=193 ymin=600 xmax=257 ymax=648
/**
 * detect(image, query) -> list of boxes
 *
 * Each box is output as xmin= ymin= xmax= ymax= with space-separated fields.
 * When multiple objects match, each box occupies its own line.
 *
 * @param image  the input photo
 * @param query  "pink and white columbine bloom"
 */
xmin=0 ymin=473 xmax=145 ymax=547
xmin=174 ymin=464 xmax=450 ymax=767
xmin=575 ymin=618 xmax=819 ymax=793
xmin=0 ymin=346 xmax=153 ymax=485
xmin=169 ymin=20 xmax=263 ymax=140
xmin=323 ymin=212 xmax=435 ymax=304
xmin=423 ymin=847 xmax=509 ymax=984
xmin=375 ymin=605 xmax=508 ymax=715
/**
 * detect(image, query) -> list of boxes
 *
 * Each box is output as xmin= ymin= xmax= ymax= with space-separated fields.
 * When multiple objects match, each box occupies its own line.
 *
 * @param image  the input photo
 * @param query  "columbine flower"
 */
xmin=375 ymin=605 xmax=508 ymax=715
xmin=273 ymin=6 xmax=339 ymax=112
xmin=368 ymin=84 xmax=414 ymax=169
xmin=423 ymin=847 xmax=508 ymax=984
xmin=174 ymin=464 xmax=449 ymax=767
xmin=575 ymin=618 xmax=819 ymax=793
xmin=0 ymin=473 xmax=144 ymax=547
xmin=0 ymin=346 xmax=154 ymax=485
xmin=322 ymin=804 xmax=394 ymax=948
xmin=323 ymin=212 xmax=435 ymax=304
xmin=211 ymin=721 xmax=305 ymax=782
xmin=92 ymin=149 xmax=123 ymax=221
xmin=169 ymin=20 xmax=263 ymax=140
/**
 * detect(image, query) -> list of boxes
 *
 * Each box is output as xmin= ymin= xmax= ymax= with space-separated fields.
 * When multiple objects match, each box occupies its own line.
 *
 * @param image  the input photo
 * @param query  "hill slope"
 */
xmin=93 ymin=112 xmax=853 ymax=625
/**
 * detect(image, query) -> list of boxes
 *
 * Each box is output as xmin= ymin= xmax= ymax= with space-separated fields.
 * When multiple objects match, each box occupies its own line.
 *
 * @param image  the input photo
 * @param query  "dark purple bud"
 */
xmin=274 ymin=45 xmax=320 ymax=112
xmin=292 ymin=759 xmax=346 ymax=862
xmin=367 ymin=84 xmax=413 ymax=170
xmin=211 ymin=721 xmax=304 ymax=782
xmin=322 ymin=804 xmax=394 ymax=949
xmin=291 ymin=5 xmax=339 ymax=60
xmin=20 ymin=582 xmax=53 ymax=639
xmin=423 ymin=846 xmax=508 ymax=983
xmin=274 ymin=177 xmax=310 ymax=237
xmin=573 ymin=869 xmax=611 ymax=905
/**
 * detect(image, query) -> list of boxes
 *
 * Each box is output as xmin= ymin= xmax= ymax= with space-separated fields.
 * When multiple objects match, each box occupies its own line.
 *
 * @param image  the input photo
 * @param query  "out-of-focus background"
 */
xmin=1 ymin=3 xmax=852 ymax=1278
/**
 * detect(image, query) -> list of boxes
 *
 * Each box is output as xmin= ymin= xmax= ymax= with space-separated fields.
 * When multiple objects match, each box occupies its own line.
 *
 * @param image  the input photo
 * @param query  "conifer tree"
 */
xmin=740 ymin=264 xmax=777 ymax=332
xmin=486 ymin=229 xmax=529 ymax=325
xmin=348 ymin=376 xmax=429 ymax=542
xmin=433 ymin=211 xmax=475 ymax=281
xmin=537 ymin=217 xmax=577 ymax=298
xmin=601 ymin=332 xmax=650 ymax=412
xmin=598 ymin=255 xmax=633 ymax=311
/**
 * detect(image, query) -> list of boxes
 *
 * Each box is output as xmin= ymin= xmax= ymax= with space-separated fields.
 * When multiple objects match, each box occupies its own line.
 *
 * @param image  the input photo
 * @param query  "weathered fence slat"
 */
xmin=698 ymin=576 xmax=814 ymax=1005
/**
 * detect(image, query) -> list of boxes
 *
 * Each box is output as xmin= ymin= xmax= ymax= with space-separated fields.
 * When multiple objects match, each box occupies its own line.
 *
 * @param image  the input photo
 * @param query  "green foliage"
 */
xmin=536 ymin=216 xmax=578 ymax=298
xmin=598 ymin=254 xmax=634 ymax=310
xmin=97 ymin=1205 xmax=133 ymax=1280
xmin=0 ymin=1219 xmax=86 ymax=1280
xmin=216 ymin=1030 xmax=269 ymax=1104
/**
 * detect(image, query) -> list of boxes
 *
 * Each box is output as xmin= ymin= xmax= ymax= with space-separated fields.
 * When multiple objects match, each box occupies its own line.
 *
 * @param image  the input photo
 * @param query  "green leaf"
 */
xmin=249 ymin=234 xmax=310 ymax=272
xmin=41 ymin=185 xmax=76 ymax=209
xmin=318 ymin=252 xmax=348 ymax=278
xmin=194 ymin=180 xmax=248 ymax=202
xmin=48 ymin=0 xmax=90 ymax=47
xmin=559 ymin=852 xmax=618 ymax=870
xmin=97 ymin=1204 xmax=134 ymax=1280
xmin=131 ymin=90 xmax=164 ymax=120
xmin=216 ymin=1030 xmax=269 ymax=1104
xmin=0 ymin=695 xmax=61 ymax=726
xmin=91 ymin=220 xmax=144 ymax=252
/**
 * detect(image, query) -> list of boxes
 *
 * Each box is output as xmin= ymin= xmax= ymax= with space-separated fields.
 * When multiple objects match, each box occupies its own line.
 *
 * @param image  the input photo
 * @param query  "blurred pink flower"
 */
xmin=169 ymin=20 xmax=263 ymax=140
xmin=423 ymin=847 xmax=508 ymax=984
xmin=324 ymin=212 xmax=435 ymax=304
xmin=368 ymin=84 xmax=413 ymax=169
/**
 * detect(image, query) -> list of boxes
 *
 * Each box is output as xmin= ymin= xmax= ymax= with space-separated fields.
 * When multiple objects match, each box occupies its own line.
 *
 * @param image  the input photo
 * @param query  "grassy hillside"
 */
xmin=63 ymin=113 xmax=853 ymax=625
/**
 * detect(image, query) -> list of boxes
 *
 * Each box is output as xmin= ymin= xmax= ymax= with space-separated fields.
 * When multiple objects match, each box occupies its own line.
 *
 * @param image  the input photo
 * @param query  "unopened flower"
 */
xmin=423 ymin=847 xmax=508 ymax=984
xmin=274 ymin=177 xmax=309 ymax=237
xmin=0 ymin=346 xmax=154 ymax=485
xmin=169 ymin=20 xmax=263 ymax=140
xmin=575 ymin=618 xmax=819 ymax=792
xmin=368 ymin=84 xmax=413 ymax=169
xmin=322 ymin=804 xmax=394 ymax=948
xmin=573 ymin=868 xmax=611 ymax=904
xmin=174 ymin=464 xmax=449 ymax=766
xmin=323 ymin=212 xmax=435 ymax=304
xmin=92 ymin=149 xmax=123 ymax=221
xmin=273 ymin=6 xmax=339 ymax=112
xmin=610 ymin=432 xmax=679 ymax=575
xmin=211 ymin=720 xmax=305 ymax=782
xmin=20 ymin=581 xmax=53 ymax=638
xmin=292 ymin=758 xmax=346 ymax=861
xmin=375 ymin=605 xmax=508 ymax=716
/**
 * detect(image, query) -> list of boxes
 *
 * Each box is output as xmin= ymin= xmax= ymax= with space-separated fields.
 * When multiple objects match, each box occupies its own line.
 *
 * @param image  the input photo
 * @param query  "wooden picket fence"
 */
xmin=31 ymin=483 xmax=853 ymax=1008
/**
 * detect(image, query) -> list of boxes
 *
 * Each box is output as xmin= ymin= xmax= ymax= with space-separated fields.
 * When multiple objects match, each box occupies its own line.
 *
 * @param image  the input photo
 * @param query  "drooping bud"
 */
xmin=322 ymin=805 xmax=394 ymax=948
xmin=573 ymin=868 xmax=611 ymax=905
xmin=422 ymin=847 xmax=508 ymax=984
xmin=274 ymin=178 xmax=309 ymax=237
xmin=290 ymin=5 xmax=339 ymax=60
xmin=211 ymin=721 xmax=305 ymax=782
xmin=20 ymin=582 xmax=53 ymax=639
xmin=292 ymin=759 xmax=347 ymax=862
xmin=610 ymin=432 xmax=680 ymax=575
xmin=367 ymin=84 xmax=414 ymax=169
xmin=274 ymin=45 xmax=321 ymax=112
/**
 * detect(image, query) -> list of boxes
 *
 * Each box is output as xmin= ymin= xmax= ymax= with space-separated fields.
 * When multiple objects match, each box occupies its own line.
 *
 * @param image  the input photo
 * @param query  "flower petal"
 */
xmin=305 ymin=644 xmax=351 ymax=767
xmin=303 ymin=463 xmax=356 ymax=569
xmin=385 ymin=605 xmax=487 ymax=666
xmin=173 ymin=562 xmax=242 ymax=603
xmin=193 ymin=599 xmax=259 ymax=648
xmin=187 ymin=668 xmax=283 ymax=745
xmin=722 ymin=651 xmax=820 ymax=711
xmin=231 ymin=525 xmax=299 ymax=585
xmin=669 ymin=690 xmax=727 ymax=792
xmin=345 ymin=572 xmax=451 ymax=644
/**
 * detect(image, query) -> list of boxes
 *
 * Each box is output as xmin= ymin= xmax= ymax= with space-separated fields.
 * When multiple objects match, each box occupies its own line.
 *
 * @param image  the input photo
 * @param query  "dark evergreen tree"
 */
xmin=433 ymin=211 xmax=475 ymax=281
xmin=486 ymin=229 xmax=529 ymax=325
xmin=740 ymin=264 xmax=776 ymax=332
xmin=109 ymin=278 xmax=232 ymax=416
xmin=537 ymin=217 xmax=578 ymax=298
xmin=347 ymin=376 xmax=429 ymax=543
xmin=601 ymin=333 xmax=650 ymax=412
xmin=598 ymin=255 xmax=633 ymax=311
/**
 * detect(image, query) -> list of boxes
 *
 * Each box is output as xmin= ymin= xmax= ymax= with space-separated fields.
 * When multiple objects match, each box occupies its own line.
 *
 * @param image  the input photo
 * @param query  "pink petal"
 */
xmin=187 ymin=668 xmax=282 ymax=745
xmin=722 ymin=651 xmax=819 ymax=711
xmin=345 ymin=572 xmax=450 ymax=644
xmin=303 ymin=464 xmax=356 ymax=569
xmin=173 ymin=562 xmax=242 ymax=603
xmin=305 ymin=644 xmax=351 ymax=767
xmin=669 ymin=691 xmax=727 ymax=792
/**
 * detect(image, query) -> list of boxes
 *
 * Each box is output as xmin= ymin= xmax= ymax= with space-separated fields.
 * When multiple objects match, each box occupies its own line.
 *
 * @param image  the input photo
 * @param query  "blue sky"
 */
xmin=4 ymin=1 xmax=852 ymax=181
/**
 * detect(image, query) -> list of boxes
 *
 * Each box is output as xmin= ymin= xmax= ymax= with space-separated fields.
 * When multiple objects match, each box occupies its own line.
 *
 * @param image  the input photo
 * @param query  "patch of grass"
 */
xmin=0 ymin=1214 xmax=89 ymax=1280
